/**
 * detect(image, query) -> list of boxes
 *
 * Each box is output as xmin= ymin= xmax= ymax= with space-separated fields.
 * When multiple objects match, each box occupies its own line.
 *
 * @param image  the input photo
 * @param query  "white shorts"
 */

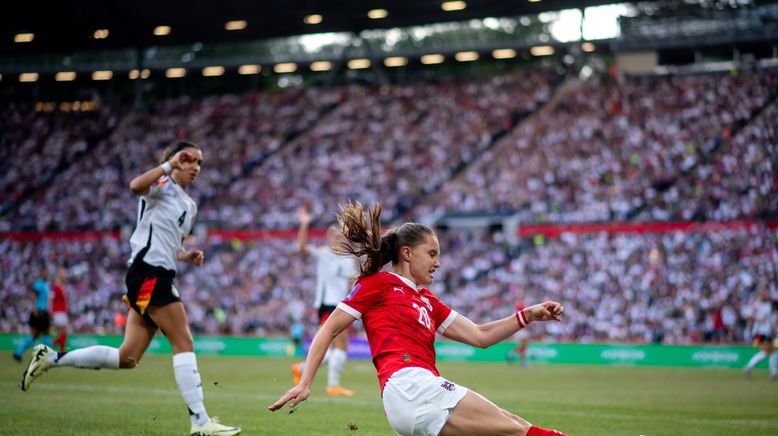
xmin=382 ymin=367 xmax=469 ymax=436
xmin=52 ymin=312 xmax=69 ymax=328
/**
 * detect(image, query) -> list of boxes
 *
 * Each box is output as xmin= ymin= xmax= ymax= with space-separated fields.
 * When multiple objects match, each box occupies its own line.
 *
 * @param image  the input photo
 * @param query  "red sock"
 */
xmin=527 ymin=425 xmax=566 ymax=436
xmin=54 ymin=333 xmax=68 ymax=352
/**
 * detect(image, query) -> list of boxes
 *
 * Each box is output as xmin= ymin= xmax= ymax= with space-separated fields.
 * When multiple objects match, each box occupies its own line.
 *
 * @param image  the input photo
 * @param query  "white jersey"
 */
xmin=311 ymin=246 xmax=358 ymax=308
xmin=128 ymin=176 xmax=197 ymax=273
xmin=751 ymin=300 xmax=775 ymax=336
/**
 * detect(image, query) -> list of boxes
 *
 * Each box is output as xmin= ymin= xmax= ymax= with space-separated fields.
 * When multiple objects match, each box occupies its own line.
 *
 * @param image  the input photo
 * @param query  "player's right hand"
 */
xmin=169 ymin=149 xmax=195 ymax=170
xmin=298 ymin=206 xmax=312 ymax=225
xmin=268 ymin=384 xmax=310 ymax=412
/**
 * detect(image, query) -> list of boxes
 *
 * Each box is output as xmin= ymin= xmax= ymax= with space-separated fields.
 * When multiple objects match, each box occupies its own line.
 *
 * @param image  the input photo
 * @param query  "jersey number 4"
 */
xmin=178 ymin=210 xmax=187 ymax=227
xmin=412 ymin=303 xmax=432 ymax=329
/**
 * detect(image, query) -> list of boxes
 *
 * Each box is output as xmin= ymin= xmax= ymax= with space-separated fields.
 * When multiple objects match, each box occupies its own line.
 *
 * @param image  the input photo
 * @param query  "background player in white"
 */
xmin=20 ymin=141 xmax=241 ymax=436
xmin=291 ymin=206 xmax=359 ymax=396
xmin=743 ymin=288 xmax=777 ymax=380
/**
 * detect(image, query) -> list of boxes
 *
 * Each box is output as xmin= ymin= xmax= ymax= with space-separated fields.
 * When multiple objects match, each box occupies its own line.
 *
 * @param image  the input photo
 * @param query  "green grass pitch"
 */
xmin=3 ymin=354 xmax=777 ymax=435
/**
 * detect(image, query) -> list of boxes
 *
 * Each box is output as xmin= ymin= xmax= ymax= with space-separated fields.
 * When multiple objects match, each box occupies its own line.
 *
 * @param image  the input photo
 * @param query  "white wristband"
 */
xmin=160 ymin=162 xmax=173 ymax=174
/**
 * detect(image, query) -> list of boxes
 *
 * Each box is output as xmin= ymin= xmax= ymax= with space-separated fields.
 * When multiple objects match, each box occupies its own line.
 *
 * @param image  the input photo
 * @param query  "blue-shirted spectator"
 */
xmin=13 ymin=269 xmax=52 ymax=361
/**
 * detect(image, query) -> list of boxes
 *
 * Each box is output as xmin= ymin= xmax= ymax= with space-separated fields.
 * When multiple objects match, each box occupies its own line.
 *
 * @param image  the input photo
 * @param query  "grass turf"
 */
xmin=3 ymin=353 xmax=777 ymax=435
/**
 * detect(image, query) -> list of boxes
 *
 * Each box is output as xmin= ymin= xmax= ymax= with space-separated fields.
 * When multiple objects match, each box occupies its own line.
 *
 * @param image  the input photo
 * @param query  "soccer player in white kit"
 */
xmin=291 ymin=206 xmax=359 ymax=396
xmin=743 ymin=288 xmax=777 ymax=380
xmin=270 ymin=202 xmax=567 ymax=436
xmin=20 ymin=141 xmax=241 ymax=435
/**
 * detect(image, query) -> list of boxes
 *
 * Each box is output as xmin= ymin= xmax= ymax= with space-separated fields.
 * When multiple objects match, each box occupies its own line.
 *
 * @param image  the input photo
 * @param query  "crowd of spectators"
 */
xmin=2 ymin=88 xmax=344 ymax=231
xmin=199 ymin=70 xmax=557 ymax=228
xmin=638 ymin=100 xmax=778 ymax=221
xmin=424 ymin=71 xmax=778 ymax=222
xmin=0 ymin=102 xmax=118 ymax=216
xmin=2 ymin=67 xmax=777 ymax=345
xmin=442 ymin=224 xmax=778 ymax=344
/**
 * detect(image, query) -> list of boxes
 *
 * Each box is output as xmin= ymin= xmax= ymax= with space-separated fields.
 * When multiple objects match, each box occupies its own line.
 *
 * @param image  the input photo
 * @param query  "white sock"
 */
xmin=328 ymin=348 xmax=347 ymax=388
xmin=49 ymin=346 xmax=119 ymax=369
xmin=173 ymin=352 xmax=209 ymax=426
xmin=769 ymin=351 xmax=777 ymax=377
xmin=745 ymin=351 xmax=767 ymax=370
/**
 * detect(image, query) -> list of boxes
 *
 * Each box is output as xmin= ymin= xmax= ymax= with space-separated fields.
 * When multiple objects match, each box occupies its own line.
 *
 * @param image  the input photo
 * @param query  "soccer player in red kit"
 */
xmin=270 ymin=202 xmax=566 ymax=436
xmin=51 ymin=267 xmax=69 ymax=353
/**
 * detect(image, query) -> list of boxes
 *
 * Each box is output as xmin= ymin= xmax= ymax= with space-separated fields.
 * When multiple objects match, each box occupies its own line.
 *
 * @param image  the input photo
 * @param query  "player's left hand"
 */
xmin=268 ymin=384 xmax=311 ymax=412
xmin=526 ymin=301 xmax=563 ymax=323
xmin=187 ymin=249 xmax=205 ymax=266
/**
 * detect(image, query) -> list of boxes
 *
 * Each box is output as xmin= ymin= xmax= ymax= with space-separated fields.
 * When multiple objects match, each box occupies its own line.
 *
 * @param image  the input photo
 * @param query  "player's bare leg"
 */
xmin=118 ymin=310 xmax=157 ymax=368
xmin=148 ymin=302 xmax=240 ymax=435
xmin=441 ymin=390 xmax=565 ymax=436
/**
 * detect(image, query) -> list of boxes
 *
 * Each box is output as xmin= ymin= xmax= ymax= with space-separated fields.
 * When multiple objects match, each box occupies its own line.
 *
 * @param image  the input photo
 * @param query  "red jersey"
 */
xmin=337 ymin=272 xmax=457 ymax=392
xmin=51 ymin=283 xmax=68 ymax=313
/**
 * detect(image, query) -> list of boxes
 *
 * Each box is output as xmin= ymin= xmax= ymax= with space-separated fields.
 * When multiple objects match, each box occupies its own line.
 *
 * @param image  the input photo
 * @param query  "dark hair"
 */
xmin=159 ymin=140 xmax=201 ymax=164
xmin=333 ymin=201 xmax=435 ymax=277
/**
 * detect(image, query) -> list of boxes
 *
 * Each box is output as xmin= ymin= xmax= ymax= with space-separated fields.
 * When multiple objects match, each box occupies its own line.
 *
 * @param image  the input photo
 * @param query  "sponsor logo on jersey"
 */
xmin=345 ymin=283 xmax=361 ymax=301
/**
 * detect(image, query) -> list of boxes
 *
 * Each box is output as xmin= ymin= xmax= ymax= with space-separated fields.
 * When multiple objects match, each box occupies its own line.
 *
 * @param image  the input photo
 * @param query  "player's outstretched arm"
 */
xmin=443 ymin=301 xmax=563 ymax=349
xmin=129 ymin=149 xmax=193 ymax=195
xmin=297 ymin=206 xmax=312 ymax=256
xmin=268 ymin=308 xmax=356 ymax=411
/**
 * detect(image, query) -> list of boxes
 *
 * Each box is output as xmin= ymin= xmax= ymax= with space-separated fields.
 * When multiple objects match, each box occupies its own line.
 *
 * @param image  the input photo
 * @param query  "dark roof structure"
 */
xmin=3 ymin=0 xmax=622 ymax=54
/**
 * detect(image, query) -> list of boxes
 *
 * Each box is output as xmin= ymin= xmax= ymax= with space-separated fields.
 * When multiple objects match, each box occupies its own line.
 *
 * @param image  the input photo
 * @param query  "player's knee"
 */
xmin=501 ymin=410 xmax=531 ymax=434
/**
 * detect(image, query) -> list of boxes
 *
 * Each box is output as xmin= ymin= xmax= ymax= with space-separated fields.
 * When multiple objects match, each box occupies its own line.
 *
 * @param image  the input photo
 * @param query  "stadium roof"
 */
xmin=3 ymin=0 xmax=622 ymax=55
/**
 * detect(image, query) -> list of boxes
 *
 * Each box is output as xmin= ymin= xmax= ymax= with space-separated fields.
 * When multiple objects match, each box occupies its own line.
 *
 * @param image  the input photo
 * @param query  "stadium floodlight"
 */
xmin=92 ymin=70 xmax=113 ymax=80
xmin=384 ymin=56 xmax=408 ymax=67
xmin=202 ymin=66 xmax=225 ymax=77
xmin=347 ymin=59 xmax=371 ymax=69
xmin=492 ymin=48 xmax=517 ymax=59
xmin=55 ymin=72 xmax=77 ymax=81
xmin=529 ymin=0 xmax=543 ymax=3
xmin=129 ymin=69 xmax=151 ymax=79
xmin=225 ymin=20 xmax=247 ymax=31
xmin=455 ymin=51 xmax=479 ymax=62
xmin=19 ymin=72 xmax=39 ymax=82
xmin=530 ymin=45 xmax=555 ymax=56
xmin=304 ymin=14 xmax=323 ymax=25
xmin=165 ymin=68 xmax=186 ymax=78
xmin=420 ymin=54 xmax=445 ymax=64
xmin=15 ymin=33 xmax=34 ymax=43
xmin=441 ymin=1 xmax=466 ymax=12
xmin=581 ymin=42 xmax=596 ymax=52
xmin=93 ymin=29 xmax=109 ymax=39
xmin=368 ymin=9 xmax=388 ymax=19
xmin=310 ymin=61 xmax=333 ymax=71
xmin=154 ymin=26 xmax=171 ymax=36
xmin=274 ymin=63 xmax=298 ymax=73
xmin=238 ymin=65 xmax=261 ymax=75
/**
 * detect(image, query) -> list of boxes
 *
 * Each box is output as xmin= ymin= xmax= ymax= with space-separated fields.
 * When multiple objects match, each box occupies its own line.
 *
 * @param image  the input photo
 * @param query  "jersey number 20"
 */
xmin=412 ymin=303 xmax=432 ymax=329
